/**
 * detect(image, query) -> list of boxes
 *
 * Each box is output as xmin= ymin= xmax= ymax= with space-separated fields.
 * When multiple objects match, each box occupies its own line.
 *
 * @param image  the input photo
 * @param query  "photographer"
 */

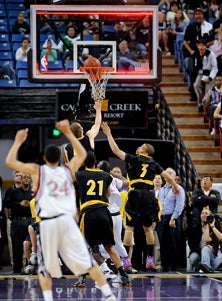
xmin=198 ymin=214 xmax=222 ymax=273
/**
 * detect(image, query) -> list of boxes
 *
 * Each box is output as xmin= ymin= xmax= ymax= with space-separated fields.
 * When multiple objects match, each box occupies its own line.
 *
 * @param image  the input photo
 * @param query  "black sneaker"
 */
xmin=198 ymin=263 xmax=212 ymax=273
xmin=73 ymin=274 xmax=86 ymax=287
xmin=120 ymin=275 xmax=132 ymax=287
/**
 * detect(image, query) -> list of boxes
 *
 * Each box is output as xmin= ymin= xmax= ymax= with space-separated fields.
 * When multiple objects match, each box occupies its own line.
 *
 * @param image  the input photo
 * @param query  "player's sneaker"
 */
xmin=73 ymin=275 xmax=86 ymax=287
xmin=146 ymin=256 xmax=155 ymax=270
xmin=124 ymin=266 xmax=138 ymax=274
xmin=122 ymin=257 xmax=132 ymax=269
xmin=22 ymin=263 xmax=35 ymax=275
xmin=104 ymin=269 xmax=117 ymax=282
xmin=105 ymin=294 xmax=117 ymax=301
xmin=30 ymin=251 xmax=37 ymax=265
xmin=120 ymin=275 xmax=131 ymax=287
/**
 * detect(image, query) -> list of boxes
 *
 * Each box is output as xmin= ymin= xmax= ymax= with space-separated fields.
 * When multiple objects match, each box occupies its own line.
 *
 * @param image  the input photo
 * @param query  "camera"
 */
xmin=206 ymin=214 xmax=222 ymax=228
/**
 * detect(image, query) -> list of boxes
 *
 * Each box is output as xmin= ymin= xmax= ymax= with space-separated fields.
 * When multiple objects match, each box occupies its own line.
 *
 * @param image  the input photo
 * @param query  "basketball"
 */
xmin=84 ymin=57 xmax=101 ymax=69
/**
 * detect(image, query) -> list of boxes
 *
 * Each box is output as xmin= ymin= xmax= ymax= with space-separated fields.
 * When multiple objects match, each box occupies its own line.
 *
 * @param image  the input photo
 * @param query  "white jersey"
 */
xmin=35 ymin=165 xmax=76 ymax=218
xmin=109 ymin=176 xmax=123 ymax=214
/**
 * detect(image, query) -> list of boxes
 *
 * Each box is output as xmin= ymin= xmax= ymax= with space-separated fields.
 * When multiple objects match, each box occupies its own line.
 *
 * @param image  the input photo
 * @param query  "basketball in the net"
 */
xmin=84 ymin=57 xmax=101 ymax=70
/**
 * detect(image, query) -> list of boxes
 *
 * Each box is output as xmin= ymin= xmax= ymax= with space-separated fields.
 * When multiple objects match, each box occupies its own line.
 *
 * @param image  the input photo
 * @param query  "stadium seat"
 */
xmin=44 ymin=83 xmax=69 ymax=87
xmin=19 ymin=79 xmax=43 ymax=87
xmin=6 ymin=3 xmax=25 ymax=11
xmin=0 ymin=51 xmax=13 ymax=61
xmin=8 ymin=10 xmax=26 ymax=19
xmin=0 ymin=3 xmax=5 ymax=10
xmin=0 ymin=42 xmax=11 ymax=52
xmin=12 ymin=42 xmax=21 ymax=57
xmin=16 ymin=61 xmax=28 ymax=72
xmin=0 ymin=10 xmax=6 ymax=18
xmin=17 ymin=69 xmax=28 ymax=83
xmin=83 ymin=34 xmax=94 ymax=41
xmin=0 ymin=79 xmax=17 ymax=87
xmin=0 ymin=25 xmax=8 ymax=33
xmin=48 ymin=60 xmax=63 ymax=71
xmin=11 ymin=34 xmax=30 ymax=44
xmin=0 ymin=34 xmax=9 ymax=42
xmin=65 ymin=60 xmax=73 ymax=71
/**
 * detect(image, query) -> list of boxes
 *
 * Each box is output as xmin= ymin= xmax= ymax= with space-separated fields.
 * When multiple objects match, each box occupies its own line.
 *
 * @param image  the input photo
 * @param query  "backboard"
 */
xmin=28 ymin=5 xmax=161 ymax=84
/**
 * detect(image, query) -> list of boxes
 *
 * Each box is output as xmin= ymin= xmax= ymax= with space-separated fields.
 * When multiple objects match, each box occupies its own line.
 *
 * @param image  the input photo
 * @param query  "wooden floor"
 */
xmin=1 ymin=271 xmax=222 ymax=300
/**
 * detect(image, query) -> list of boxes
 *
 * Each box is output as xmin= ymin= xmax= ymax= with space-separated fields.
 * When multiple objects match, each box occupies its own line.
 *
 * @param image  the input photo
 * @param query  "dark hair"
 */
xmin=197 ymin=39 xmax=207 ymax=45
xmin=44 ymin=144 xmax=61 ymax=163
xmin=202 ymin=175 xmax=213 ymax=182
xmin=21 ymin=36 xmax=30 ymax=43
xmin=84 ymin=151 xmax=96 ymax=168
xmin=97 ymin=160 xmax=110 ymax=172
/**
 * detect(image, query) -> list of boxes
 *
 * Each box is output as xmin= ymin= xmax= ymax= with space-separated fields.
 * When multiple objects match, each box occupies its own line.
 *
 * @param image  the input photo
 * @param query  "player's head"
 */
xmin=97 ymin=160 xmax=110 ymax=172
xmin=70 ymin=122 xmax=84 ymax=138
xmin=136 ymin=143 xmax=155 ymax=156
xmin=85 ymin=151 xmax=96 ymax=168
xmin=44 ymin=144 xmax=61 ymax=163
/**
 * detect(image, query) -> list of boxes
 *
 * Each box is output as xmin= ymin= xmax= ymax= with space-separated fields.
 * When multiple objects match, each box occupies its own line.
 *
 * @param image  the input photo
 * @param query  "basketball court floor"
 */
xmin=1 ymin=271 xmax=222 ymax=301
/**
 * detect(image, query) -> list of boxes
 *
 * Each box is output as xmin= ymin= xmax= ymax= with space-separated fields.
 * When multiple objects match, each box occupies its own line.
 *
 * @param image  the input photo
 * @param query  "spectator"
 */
xmin=158 ymin=11 xmax=169 ymax=53
xmin=15 ymin=37 xmax=31 ymax=62
xmin=188 ymin=208 xmax=211 ymax=272
xmin=193 ymin=39 xmax=218 ymax=108
xmin=213 ymin=8 xmax=222 ymax=35
xmin=41 ymin=39 xmax=58 ymax=61
xmin=117 ymin=39 xmax=138 ymax=71
xmin=210 ymin=28 xmax=222 ymax=58
xmin=183 ymin=8 xmax=214 ymax=102
xmin=4 ymin=173 xmax=33 ymax=274
xmin=12 ymin=12 xmax=30 ymax=35
xmin=170 ymin=8 xmax=189 ymax=44
xmin=187 ymin=175 xmax=220 ymax=272
xmin=134 ymin=16 xmax=149 ymax=59
xmin=156 ymin=167 xmax=185 ymax=272
xmin=199 ymin=214 xmax=222 ymax=273
xmin=104 ymin=21 xmax=131 ymax=45
xmin=0 ymin=62 xmax=15 ymax=81
xmin=202 ymin=74 xmax=222 ymax=135
xmin=0 ymin=176 xmax=6 ymax=270
xmin=4 ymin=171 xmax=22 ymax=268
xmin=57 ymin=25 xmax=80 ymax=62
xmin=213 ymin=99 xmax=222 ymax=130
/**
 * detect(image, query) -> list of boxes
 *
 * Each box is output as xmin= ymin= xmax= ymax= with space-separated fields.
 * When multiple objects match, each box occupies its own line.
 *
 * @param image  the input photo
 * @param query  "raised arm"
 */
xmin=5 ymin=128 xmax=39 ymax=176
xmin=56 ymin=119 xmax=87 ymax=173
xmin=101 ymin=122 xmax=126 ymax=161
xmin=86 ymin=100 xmax=102 ymax=149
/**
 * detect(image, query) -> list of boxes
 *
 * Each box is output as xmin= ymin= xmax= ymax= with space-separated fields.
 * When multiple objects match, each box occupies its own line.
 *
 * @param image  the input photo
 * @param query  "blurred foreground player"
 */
xmin=5 ymin=119 xmax=117 ymax=301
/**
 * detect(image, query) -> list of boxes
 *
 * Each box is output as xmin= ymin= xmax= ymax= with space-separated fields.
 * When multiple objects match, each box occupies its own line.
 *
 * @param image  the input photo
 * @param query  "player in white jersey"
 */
xmin=5 ymin=119 xmax=117 ymax=301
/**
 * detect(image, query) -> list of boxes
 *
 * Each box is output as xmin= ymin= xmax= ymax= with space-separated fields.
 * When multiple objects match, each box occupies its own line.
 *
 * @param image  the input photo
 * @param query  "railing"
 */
xmin=155 ymin=85 xmax=200 ymax=191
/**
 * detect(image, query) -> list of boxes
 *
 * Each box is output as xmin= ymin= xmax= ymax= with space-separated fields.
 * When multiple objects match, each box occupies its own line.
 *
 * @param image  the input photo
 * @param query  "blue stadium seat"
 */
xmin=0 ymin=60 xmax=14 ymax=69
xmin=17 ymin=69 xmax=28 ymax=84
xmin=19 ymin=79 xmax=43 ymax=87
xmin=83 ymin=34 xmax=94 ymax=41
xmin=0 ymin=10 xmax=6 ymax=18
xmin=12 ymin=42 xmax=21 ymax=57
xmin=0 ymin=24 xmax=8 ymax=33
xmin=0 ymin=42 xmax=11 ymax=52
xmin=44 ymin=83 xmax=69 ymax=87
xmin=11 ymin=34 xmax=30 ymax=44
xmin=7 ymin=0 xmax=24 ymax=3
xmin=65 ymin=60 xmax=73 ymax=71
xmin=6 ymin=3 xmax=25 ymax=11
xmin=0 ymin=79 xmax=17 ymax=87
xmin=0 ymin=34 xmax=9 ymax=42
xmin=0 ymin=51 xmax=13 ymax=61
xmin=0 ymin=3 xmax=5 ymax=10
xmin=0 ymin=18 xmax=7 ymax=27
xmin=48 ymin=60 xmax=63 ymax=71
xmin=16 ymin=61 xmax=28 ymax=72
xmin=102 ymin=24 xmax=115 ymax=33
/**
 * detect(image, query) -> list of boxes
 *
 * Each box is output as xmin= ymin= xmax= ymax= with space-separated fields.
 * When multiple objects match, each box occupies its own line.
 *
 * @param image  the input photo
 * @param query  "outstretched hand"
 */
xmin=94 ymin=100 xmax=102 ymax=111
xmin=56 ymin=119 xmax=70 ymax=135
xmin=15 ymin=128 xmax=29 ymax=144
xmin=101 ymin=122 xmax=111 ymax=136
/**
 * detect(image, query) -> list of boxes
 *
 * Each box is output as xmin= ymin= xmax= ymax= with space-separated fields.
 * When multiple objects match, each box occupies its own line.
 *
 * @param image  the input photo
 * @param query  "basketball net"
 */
xmin=80 ymin=66 xmax=114 ymax=101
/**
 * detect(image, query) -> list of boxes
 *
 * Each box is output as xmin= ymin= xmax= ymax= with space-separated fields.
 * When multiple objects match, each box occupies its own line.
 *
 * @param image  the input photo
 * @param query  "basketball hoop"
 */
xmin=79 ymin=66 xmax=114 ymax=101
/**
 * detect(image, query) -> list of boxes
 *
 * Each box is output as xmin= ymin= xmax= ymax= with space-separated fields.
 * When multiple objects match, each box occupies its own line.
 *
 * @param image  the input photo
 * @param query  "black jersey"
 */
xmin=125 ymin=153 xmax=164 ymax=190
xmin=65 ymin=135 xmax=93 ymax=161
xmin=75 ymin=168 xmax=113 ymax=212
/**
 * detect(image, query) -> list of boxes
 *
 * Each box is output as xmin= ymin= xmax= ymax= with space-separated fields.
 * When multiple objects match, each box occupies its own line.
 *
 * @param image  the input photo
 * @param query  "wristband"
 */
xmin=211 ymin=226 xmax=215 ymax=230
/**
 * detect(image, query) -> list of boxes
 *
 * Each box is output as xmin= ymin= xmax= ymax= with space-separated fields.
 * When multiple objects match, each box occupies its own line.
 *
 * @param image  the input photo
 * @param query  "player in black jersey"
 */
xmin=64 ymin=100 xmax=101 ymax=164
xmin=75 ymin=151 xmax=131 ymax=287
xmin=102 ymin=122 xmax=179 ymax=271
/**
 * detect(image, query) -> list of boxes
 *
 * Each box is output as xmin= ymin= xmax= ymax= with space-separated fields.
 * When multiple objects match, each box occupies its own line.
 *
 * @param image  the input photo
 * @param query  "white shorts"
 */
xmin=37 ymin=214 xmax=95 ymax=278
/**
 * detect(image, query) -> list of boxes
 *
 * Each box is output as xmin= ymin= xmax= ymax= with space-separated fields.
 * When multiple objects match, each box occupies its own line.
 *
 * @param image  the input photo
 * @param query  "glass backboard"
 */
xmin=29 ymin=5 xmax=161 ymax=83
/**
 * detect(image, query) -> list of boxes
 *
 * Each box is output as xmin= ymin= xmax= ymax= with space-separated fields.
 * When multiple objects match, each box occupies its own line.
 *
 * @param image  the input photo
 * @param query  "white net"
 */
xmin=80 ymin=67 xmax=113 ymax=101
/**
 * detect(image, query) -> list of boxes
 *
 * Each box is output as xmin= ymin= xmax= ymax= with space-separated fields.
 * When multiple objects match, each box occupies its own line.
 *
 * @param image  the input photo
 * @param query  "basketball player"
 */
xmin=101 ymin=122 xmax=179 ymax=270
xmin=64 ymin=100 xmax=102 ymax=164
xmin=5 ymin=119 xmax=117 ymax=301
xmin=75 ymin=151 xmax=131 ymax=287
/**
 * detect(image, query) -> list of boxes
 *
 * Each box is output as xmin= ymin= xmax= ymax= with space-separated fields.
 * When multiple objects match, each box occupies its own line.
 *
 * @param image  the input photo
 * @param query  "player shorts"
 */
xmin=79 ymin=206 xmax=115 ymax=248
xmin=125 ymin=189 xmax=160 ymax=227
